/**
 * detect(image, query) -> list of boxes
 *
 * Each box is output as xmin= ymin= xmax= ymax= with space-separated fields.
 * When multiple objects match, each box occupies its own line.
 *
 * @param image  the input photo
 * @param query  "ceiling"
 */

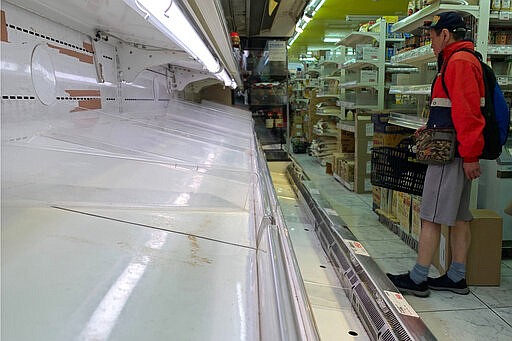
xmin=218 ymin=0 xmax=410 ymax=61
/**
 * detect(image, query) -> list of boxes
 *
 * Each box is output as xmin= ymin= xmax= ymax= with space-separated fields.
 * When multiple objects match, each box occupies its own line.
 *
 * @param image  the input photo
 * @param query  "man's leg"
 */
xmin=428 ymin=220 xmax=471 ymax=294
xmin=386 ymin=219 xmax=437 ymax=297
xmin=447 ymin=220 xmax=471 ymax=281
xmin=408 ymin=220 xmax=440 ymax=285
xmin=450 ymin=220 xmax=471 ymax=263
xmin=417 ymin=220 xmax=441 ymax=267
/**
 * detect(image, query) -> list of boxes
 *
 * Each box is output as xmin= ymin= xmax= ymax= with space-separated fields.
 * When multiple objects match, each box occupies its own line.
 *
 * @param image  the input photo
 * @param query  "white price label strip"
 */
xmin=384 ymin=290 xmax=419 ymax=318
xmin=344 ymin=240 xmax=370 ymax=257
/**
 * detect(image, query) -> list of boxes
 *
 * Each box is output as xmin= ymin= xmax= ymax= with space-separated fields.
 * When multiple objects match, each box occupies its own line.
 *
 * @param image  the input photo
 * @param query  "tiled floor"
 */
xmin=270 ymin=155 xmax=512 ymax=341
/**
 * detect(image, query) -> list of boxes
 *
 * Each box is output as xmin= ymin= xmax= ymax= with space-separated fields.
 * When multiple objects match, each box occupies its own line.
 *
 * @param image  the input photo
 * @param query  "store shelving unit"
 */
xmin=335 ymin=19 xmax=407 ymax=193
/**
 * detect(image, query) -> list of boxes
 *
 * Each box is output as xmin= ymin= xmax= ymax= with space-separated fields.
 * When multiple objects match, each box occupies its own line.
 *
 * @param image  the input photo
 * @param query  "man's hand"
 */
xmin=414 ymin=125 xmax=427 ymax=138
xmin=463 ymin=161 xmax=481 ymax=180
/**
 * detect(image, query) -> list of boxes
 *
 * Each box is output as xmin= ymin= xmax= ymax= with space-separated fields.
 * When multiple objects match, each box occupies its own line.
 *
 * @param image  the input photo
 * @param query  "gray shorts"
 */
xmin=420 ymin=158 xmax=473 ymax=226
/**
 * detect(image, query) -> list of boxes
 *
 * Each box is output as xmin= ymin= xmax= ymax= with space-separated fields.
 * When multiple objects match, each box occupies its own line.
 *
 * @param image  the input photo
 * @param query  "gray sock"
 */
xmin=410 ymin=263 xmax=429 ymax=284
xmin=447 ymin=262 xmax=466 ymax=283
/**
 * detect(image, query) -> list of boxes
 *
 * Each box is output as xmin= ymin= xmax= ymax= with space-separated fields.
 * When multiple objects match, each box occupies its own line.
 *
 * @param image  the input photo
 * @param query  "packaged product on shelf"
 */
xmin=493 ymin=0 xmax=502 ymax=10
xmin=355 ymin=44 xmax=372 ymax=60
xmin=411 ymin=195 xmax=422 ymax=241
xmin=503 ymin=0 xmax=512 ymax=10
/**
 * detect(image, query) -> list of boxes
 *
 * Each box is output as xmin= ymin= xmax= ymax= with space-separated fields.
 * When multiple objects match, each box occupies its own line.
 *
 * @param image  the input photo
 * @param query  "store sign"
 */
xmin=268 ymin=40 xmax=286 ymax=62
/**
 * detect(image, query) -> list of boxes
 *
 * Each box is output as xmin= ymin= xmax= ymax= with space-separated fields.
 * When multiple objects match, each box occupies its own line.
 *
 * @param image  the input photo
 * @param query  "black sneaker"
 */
xmin=386 ymin=272 xmax=430 ymax=297
xmin=427 ymin=274 xmax=470 ymax=295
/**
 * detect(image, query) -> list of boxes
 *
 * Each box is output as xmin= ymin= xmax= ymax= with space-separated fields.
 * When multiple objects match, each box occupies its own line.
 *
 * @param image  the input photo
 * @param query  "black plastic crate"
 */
xmin=371 ymin=145 xmax=427 ymax=196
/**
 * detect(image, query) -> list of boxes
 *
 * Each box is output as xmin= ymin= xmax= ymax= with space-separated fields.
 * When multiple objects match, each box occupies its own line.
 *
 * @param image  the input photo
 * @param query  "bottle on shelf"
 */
xmin=493 ymin=0 xmax=502 ymax=11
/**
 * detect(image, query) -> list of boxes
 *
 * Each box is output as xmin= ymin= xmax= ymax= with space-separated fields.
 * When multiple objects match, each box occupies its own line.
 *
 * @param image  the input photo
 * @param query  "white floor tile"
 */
xmin=419 ymin=309 xmax=512 ymax=341
xmin=349 ymin=225 xmax=401 ymax=241
xmin=338 ymin=212 xmax=381 ymax=227
xmin=494 ymin=307 xmax=512 ymax=326
xmin=470 ymin=275 xmax=512 ymax=308
xmin=359 ymin=239 xmax=418 ymax=259
xmin=404 ymin=291 xmax=487 ymax=312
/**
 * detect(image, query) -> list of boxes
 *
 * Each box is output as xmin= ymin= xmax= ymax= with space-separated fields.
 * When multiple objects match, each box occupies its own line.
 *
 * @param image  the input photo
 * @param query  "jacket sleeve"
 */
xmin=443 ymin=58 xmax=485 ymax=162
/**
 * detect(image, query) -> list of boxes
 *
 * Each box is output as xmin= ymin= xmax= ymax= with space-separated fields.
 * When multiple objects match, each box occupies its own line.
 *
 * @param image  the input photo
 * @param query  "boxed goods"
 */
xmin=432 ymin=209 xmax=503 ymax=286
xmin=362 ymin=46 xmax=379 ymax=60
xmin=355 ymin=44 xmax=372 ymax=60
xmin=338 ymin=130 xmax=355 ymax=152
xmin=372 ymin=185 xmax=381 ymax=209
xmin=360 ymin=69 xmax=378 ymax=83
xmin=411 ymin=195 xmax=422 ymax=241
xmin=396 ymin=192 xmax=412 ymax=233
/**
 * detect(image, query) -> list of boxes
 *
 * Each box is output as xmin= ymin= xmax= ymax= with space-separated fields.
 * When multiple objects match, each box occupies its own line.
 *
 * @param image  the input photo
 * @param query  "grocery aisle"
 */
xmin=274 ymin=153 xmax=512 ymax=341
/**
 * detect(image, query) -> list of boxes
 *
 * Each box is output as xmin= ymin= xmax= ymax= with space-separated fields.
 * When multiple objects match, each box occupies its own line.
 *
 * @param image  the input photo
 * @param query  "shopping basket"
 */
xmin=371 ymin=138 xmax=427 ymax=196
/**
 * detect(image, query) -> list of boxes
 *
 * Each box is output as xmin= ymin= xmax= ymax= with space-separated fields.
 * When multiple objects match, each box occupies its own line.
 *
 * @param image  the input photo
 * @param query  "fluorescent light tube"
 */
xmin=131 ymin=0 xmax=221 ymax=73
xmin=323 ymin=37 xmax=340 ymax=43
xmin=216 ymin=69 xmax=234 ymax=87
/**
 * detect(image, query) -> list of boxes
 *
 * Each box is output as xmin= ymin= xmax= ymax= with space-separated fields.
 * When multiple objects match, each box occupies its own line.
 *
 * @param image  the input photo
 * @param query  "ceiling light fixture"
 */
xmin=323 ymin=37 xmax=341 ymax=43
xmin=125 ymin=0 xmax=235 ymax=87
xmin=345 ymin=15 xmax=380 ymax=22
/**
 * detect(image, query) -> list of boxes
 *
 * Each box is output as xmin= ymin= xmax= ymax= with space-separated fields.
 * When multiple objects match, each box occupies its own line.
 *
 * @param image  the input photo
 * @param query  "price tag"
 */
xmin=499 ymin=11 xmax=510 ymax=21
xmin=384 ymin=291 xmax=419 ymax=318
xmin=367 ymin=140 xmax=374 ymax=154
xmin=345 ymin=240 xmax=370 ymax=257
xmin=498 ymin=76 xmax=509 ymax=86
xmin=366 ymin=160 xmax=372 ymax=174
xmin=366 ymin=123 xmax=374 ymax=137
xmin=324 ymin=208 xmax=339 ymax=216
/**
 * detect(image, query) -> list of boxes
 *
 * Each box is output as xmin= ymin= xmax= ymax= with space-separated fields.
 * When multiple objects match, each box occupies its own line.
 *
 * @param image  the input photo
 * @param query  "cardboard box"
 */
xmin=355 ymin=44 xmax=372 ymax=60
xmin=338 ymin=130 xmax=355 ymax=152
xmin=372 ymin=186 xmax=381 ymax=209
xmin=363 ymin=46 xmax=379 ymax=60
xmin=397 ymin=192 xmax=412 ymax=233
xmin=391 ymin=190 xmax=399 ymax=218
xmin=411 ymin=195 xmax=422 ymax=241
xmin=360 ymin=69 xmax=378 ymax=83
xmin=433 ymin=209 xmax=503 ymax=286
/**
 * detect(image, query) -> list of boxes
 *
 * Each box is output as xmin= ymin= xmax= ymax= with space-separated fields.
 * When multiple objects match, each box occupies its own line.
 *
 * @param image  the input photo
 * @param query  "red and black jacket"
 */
xmin=428 ymin=40 xmax=486 ymax=163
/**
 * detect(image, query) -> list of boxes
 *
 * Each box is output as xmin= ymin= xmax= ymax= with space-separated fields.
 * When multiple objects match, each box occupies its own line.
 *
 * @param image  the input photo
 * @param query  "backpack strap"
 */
xmin=440 ymin=48 xmax=482 ymax=99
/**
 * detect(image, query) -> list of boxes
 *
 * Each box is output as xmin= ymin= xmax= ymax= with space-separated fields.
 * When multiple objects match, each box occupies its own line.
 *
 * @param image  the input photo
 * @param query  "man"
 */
xmin=387 ymin=12 xmax=486 ymax=297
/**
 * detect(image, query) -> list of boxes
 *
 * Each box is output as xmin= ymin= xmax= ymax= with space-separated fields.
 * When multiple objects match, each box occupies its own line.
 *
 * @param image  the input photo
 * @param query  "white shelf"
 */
xmin=487 ymin=44 xmax=512 ymax=55
xmin=490 ymin=10 xmax=512 ymax=24
xmin=337 ymin=100 xmax=356 ymax=109
xmin=342 ymin=59 xmax=380 ymax=70
xmin=389 ymin=84 xmax=431 ymax=95
xmin=391 ymin=45 xmax=435 ymax=64
xmin=391 ymin=2 xmax=480 ymax=33
xmin=388 ymin=112 xmax=427 ymax=130
xmin=337 ymin=31 xmax=379 ymax=48
xmin=319 ymin=76 xmax=341 ymax=81
xmin=340 ymin=81 xmax=379 ymax=89
xmin=316 ymin=93 xmax=340 ymax=98
xmin=497 ymin=75 xmax=512 ymax=86
xmin=338 ymin=121 xmax=355 ymax=133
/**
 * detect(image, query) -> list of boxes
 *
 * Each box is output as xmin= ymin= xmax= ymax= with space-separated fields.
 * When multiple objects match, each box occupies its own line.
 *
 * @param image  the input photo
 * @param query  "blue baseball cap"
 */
xmin=429 ymin=12 xmax=467 ymax=32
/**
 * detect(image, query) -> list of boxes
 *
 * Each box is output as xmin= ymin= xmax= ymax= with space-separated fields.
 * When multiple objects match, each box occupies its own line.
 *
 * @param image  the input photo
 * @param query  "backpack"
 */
xmin=441 ymin=48 xmax=511 ymax=160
